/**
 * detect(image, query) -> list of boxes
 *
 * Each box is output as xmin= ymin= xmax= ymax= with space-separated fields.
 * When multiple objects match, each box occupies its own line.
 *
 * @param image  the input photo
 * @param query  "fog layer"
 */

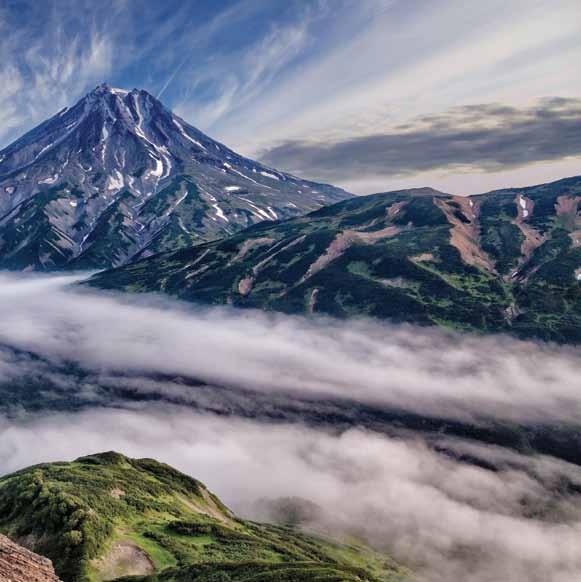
xmin=0 ymin=273 xmax=580 ymax=424
xmin=1 ymin=273 xmax=581 ymax=580
xmin=2 ymin=407 xmax=581 ymax=582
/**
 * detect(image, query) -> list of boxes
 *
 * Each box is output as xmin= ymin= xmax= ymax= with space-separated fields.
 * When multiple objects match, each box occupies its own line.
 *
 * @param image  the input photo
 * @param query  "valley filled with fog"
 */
xmin=1 ymin=272 xmax=580 ymax=581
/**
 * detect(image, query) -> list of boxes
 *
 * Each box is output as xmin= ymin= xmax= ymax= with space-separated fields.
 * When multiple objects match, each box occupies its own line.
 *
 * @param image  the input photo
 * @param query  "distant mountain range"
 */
xmin=0 ymin=452 xmax=405 ymax=582
xmin=0 ymin=84 xmax=350 ymax=270
xmin=1 ymin=83 xmax=579 ymax=342
xmin=89 ymin=175 xmax=581 ymax=343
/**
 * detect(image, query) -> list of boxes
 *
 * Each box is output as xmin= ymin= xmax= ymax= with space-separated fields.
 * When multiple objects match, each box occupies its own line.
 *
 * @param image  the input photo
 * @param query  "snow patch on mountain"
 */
xmin=0 ymin=83 xmax=351 ymax=270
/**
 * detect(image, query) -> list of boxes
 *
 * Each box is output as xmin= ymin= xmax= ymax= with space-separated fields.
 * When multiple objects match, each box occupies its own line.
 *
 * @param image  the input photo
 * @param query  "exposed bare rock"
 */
xmin=555 ymin=194 xmax=580 ymax=226
xmin=91 ymin=540 xmax=153 ymax=581
xmin=252 ymin=236 xmax=306 ymax=275
xmin=181 ymin=248 xmax=211 ymax=275
xmin=87 ymin=175 xmax=581 ymax=342
xmin=238 ymin=275 xmax=254 ymax=296
xmin=232 ymin=237 xmax=274 ymax=262
xmin=377 ymin=276 xmax=417 ymax=289
xmin=235 ymin=237 xmax=306 ymax=296
xmin=435 ymin=197 xmax=495 ymax=273
xmin=354 ymin=225 xmax=400 ymax=243
xmin=410 ymin=252 xmax=435 ymax=262
xmin=387 ymin=200 xmax=408 ymax=219
xmin=510 ymin=194 xmax=547 ymax=277
xmin=177 ymin=491 xmax=236 ymax=526
xmin=556 ymin=194 xmax=581 ymax=246
xmin=110 ymin=488 xmax=125 ymax=499
xmin=184 ymin=264 xmax=210 ymax=281
xmin=301 ymin=225 xmax=400 ymax=283
xmin=0 ymin=534 xmax=61 ymax=582
xmin=308 ymin=288 xmax=319 ymax=313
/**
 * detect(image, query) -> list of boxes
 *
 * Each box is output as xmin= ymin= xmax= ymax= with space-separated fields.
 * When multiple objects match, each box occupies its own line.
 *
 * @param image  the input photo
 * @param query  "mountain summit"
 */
xmin=0 ymin=84 xmax=350 ymax=270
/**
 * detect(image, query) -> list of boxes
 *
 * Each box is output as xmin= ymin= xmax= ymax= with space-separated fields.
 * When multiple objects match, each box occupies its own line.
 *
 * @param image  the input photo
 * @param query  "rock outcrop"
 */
xmin=0 ymin=534 xmax=61 ymax=582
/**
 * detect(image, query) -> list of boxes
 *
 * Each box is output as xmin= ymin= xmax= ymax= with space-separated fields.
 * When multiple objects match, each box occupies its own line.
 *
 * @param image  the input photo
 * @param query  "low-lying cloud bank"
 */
xmin=1 ymin=273 xmax=581 ymax=580
xmin=259 ymin=97 xmax=581 ymax=183
xmin=0 ymin=273 xmax=580 ymax=424
xmin=1 ymin=407 xmax=581 ymax=582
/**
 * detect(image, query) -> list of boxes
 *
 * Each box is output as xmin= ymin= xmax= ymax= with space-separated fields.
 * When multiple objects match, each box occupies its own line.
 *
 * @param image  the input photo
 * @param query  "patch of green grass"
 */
xmin=126 ymin=531 xmax=178 ymax=570
xmin=0 ymin=453 xmax=407 ymax=582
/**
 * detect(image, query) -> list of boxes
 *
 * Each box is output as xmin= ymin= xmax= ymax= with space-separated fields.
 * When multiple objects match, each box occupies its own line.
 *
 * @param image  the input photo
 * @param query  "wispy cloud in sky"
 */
xmin=1 ymin=0 xmax=580 ymax=193
xmin=0 ymin=0 xmax=116 ymax=143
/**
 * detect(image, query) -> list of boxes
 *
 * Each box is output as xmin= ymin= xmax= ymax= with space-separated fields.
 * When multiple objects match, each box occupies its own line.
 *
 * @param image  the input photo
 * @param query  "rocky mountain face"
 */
xmin=0 ymin=534 xmax=61 ymax=582
xmin=88 ymin=175 xmax=581 ymax=343
xmin=0 ymin=84 xmax=350 ymax=270
xmin=0 ymin=452 xmax=403 ymax=582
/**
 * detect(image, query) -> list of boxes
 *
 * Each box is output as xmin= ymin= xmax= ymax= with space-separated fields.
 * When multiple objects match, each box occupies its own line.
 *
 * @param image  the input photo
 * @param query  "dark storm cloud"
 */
xmin=259 ymin=98 xmax=581 ymax=181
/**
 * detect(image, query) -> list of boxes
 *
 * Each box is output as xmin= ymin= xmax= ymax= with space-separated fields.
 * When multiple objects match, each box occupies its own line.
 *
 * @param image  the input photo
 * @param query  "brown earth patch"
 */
xmin=180 ymin=249 xmax=213 ymax=282
xmin=92 ymin=540 xmax=154 ymax=581
xmin=410 ymin=252 xmax=435 ymax=262
xmin=301 ymin=226 xmax=400 ymax=283
xmin=252 ymin=236 xmax=306 ymax=275
xmin=235 ymin=236 xmax=306 ymax=296
xmin=511 ymin=194 xmax=547 ymax=277
xmin=110 ymin=488 xmax=125 ymax=499
xmin=556 ymin=195 xmax=581 ymax=246
xmin=387 ymin=200 xmax=408 ymax=219
xmin=354 ymin=225 xmax=400 ymax=243
xmin=238 ymin=275 xmax=254 ymax=296
xmin=232 ymin=237 xmax=274 ymax=262
xmin=376 ymin=277 xmax=417 ymax=289
xmin=555 ymin=195 xmax=579 ymax=226
xmin=184 ymin=264 xmax=210 ymax=281
xmin=435 ymin=197 xmax=495 ymax=273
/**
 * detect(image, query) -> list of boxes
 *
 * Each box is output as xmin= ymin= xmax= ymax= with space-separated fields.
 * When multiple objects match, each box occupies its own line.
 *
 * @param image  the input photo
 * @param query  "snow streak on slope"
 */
xmin=0 ymin=84 xmax=350 ymax=270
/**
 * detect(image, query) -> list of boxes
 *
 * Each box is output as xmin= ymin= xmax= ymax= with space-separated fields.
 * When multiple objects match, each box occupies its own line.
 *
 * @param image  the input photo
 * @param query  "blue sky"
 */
xmin=1 ymin=0 xmax=580 ymax=194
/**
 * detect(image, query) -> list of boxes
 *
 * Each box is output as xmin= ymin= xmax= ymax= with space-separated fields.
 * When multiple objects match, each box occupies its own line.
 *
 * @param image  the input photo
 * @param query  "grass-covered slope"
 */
xmin=88 ymin=176 xmax=581 ymax=343
xmin=0 ymin=452 xmax=405 ymax=582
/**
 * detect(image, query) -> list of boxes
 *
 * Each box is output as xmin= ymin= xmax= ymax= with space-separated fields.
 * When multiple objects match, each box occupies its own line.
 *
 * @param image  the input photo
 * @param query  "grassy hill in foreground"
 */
xmin=87 ymin=175 xmax=581 ymax=343
xmin=0 ymin=452 xmax=406 ymax=582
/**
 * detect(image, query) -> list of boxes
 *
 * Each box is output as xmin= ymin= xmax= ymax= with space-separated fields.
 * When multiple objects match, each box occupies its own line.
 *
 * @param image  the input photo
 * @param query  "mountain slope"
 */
xmin=0 ymin=84 xmax=350 ymax=270
xmin=0 ymin=452 xmax=405 ymax=582
xmin=88 ymin=175 xmax=581 ymax=343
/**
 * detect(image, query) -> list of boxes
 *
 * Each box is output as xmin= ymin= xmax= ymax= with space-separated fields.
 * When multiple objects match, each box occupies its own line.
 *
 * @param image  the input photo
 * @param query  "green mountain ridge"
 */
xmin=88 ymin=175 xmax=581 ymax=343
xmin=0 ymin=452 xmax=406 ymax=582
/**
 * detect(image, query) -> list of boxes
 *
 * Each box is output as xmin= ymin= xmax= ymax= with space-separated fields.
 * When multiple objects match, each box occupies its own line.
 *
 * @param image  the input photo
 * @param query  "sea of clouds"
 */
xmin=0 ymin=272 xmax=580 ymax=581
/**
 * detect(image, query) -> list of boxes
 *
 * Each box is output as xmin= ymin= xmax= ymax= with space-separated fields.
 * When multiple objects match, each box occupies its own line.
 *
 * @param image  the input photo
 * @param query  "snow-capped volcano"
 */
xmin=0 ymin=83 xmax=350 ymax=270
